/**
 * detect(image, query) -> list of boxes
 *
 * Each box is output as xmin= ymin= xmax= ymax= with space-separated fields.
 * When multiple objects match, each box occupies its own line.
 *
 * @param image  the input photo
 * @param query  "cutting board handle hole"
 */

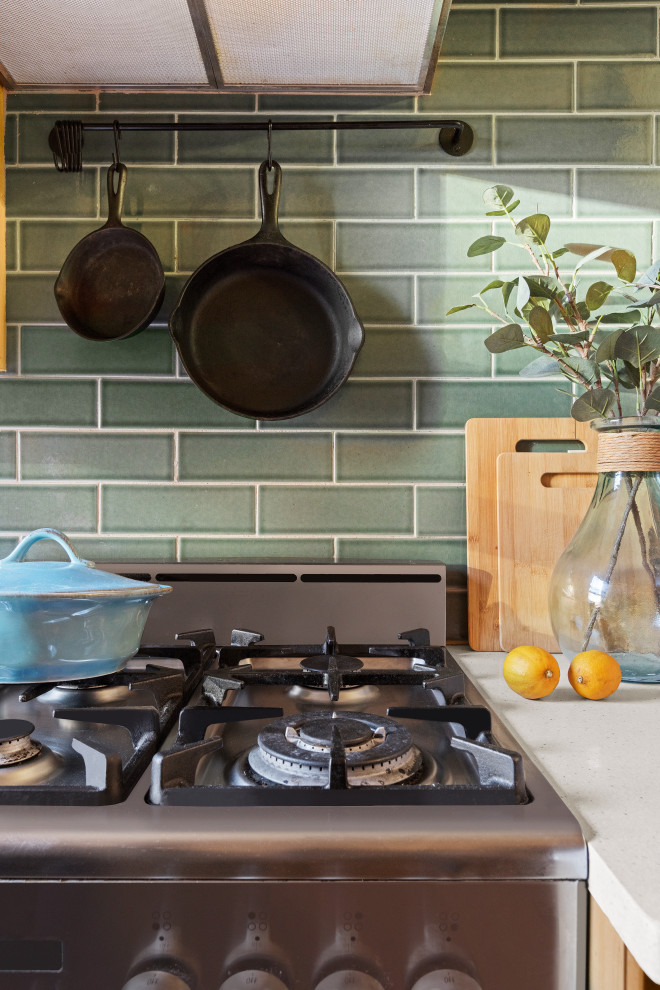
xmin=515 ymin=439 xmax=585 ymax=453
xmin=541 ymin=471 xmax=597 ymax=489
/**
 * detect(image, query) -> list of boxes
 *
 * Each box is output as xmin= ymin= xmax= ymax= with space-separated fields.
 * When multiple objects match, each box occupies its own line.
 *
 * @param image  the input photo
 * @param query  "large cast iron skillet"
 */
xmin=55 ymin=163 xmax=165 ymax=341
xmin=169 ymin=161 xmax=364 ymax=420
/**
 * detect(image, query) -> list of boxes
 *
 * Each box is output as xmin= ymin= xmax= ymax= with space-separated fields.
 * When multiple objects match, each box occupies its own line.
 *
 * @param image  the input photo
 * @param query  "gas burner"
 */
xmin=247 ymin=710 xmax=422 ymax=788
xmin=37 ymin=678 xmax=132 ymax=708
xmin=0 ymin=718 xmax=61 ymax=785
xmin=289 ymin=682 xmax=378 ymax=707
xmin=0 ymin=719 xmax=41 ymax=766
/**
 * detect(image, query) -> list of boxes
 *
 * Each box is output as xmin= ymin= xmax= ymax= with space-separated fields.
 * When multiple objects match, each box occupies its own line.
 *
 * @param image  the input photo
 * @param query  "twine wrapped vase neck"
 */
xmin=596 ymin=430 xmax=660 ymax=473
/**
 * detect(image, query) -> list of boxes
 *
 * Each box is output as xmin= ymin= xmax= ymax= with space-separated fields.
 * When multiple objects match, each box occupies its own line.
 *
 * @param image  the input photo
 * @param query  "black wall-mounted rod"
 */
xmin=48 ymin=117 xmax=474 ymax=171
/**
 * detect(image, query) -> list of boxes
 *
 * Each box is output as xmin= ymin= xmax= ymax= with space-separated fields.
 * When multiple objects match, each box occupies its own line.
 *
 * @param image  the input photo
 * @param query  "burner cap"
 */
xmin=298 ymin=717 xmax=373 ymax=749
xmin=0 ymin=719 xmax=35 ymax=745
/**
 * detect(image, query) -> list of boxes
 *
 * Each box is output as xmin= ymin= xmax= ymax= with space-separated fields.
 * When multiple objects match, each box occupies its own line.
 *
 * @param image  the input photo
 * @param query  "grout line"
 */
xmin=96 ymin=380 xmax=102 ymax=429
xmin=173 ymin=432 xmax=179 ymax=482
xmin=15 ymin=433 xmax=21 ymax=482
xmin=254 ymin=485 xmax=260 ymax=534
xmin=96 ymin=484 xmax=102 ymax=534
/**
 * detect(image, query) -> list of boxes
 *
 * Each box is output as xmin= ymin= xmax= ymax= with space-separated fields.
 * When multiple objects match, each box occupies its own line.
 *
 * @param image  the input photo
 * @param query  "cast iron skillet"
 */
xmin=169 ymin=160 xmax=364 ymax=420
xmin=54 ymin=163 xmax=165 ymax=341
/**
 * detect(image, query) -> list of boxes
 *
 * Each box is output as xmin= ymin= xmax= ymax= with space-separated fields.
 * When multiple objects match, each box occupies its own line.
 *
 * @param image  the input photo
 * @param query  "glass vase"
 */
xmin=548 ymin=417 xmax=660 ymax=682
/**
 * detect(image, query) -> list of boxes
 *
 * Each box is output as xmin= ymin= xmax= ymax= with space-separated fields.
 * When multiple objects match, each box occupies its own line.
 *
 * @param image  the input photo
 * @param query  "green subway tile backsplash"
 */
xmin=4 ymin=14 xmax=659 ymax=641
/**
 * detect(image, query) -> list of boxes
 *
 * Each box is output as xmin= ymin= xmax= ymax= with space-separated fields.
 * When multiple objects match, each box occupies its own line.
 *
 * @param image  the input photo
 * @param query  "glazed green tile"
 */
xmin=99 ymin=93 xmax=255 ymax=112
xmin=278 ymin=168 xmax=414 ymax=220
xmin=155 ymin=275 xmax=188 ymax=322
xmin=21 ymin=325 xmax=175 ymax=375
xmin=179 ymin=537 xmax=333 ymax=560
xmin=340 ymin=274 xmax=414 ymax=323
xmin=442 ymin=9 xmax=495 ymax=58
xmin=418 ymin=169 xmax=573 ymax=220
xmin=6 ymin=167 xmax=97 ymax=218
xmin=494 ymin=345 xmax=542 ymax=377
xmin=417 ymin=381 xmax=570 ymax=429
xmin=102 ymin=484 xmax=254 ymax=534
xmin=354 ymin=327 xmax=490 ymax=377
xmin=418 ymin=274 xmax=495 ymax=325
xmin=119 ymin=167 xmax=253 ymax=219
xmin=501 ymin=8 xmax=657 ymax=58
xmin=337 ymin=115 xmax=492 ymax=165
xmin=7 ymin=274 xmax=60 ymax=322
xmin=259 ymin=486 xmax=413 ymax=535
xmin=427 ymin=64 xmax=573 ymax=113
xmin=177 ymin=116 xmax=333 ymax=165
xmin=5 ymin=222 xmax=16 ymax=271
xmin=0 ymin=537 xmax=19 ymax=557
xmin=66 ymin=536 xmax=177 ymax=561
xmin=0 ymin=380 xmax=96 ymax=426
xmin=21 ymin=220 xmax=176 ymax=271
xmin=257 ymin=95 xmax=414 ymax=113
xmin=102 ymin=381 xmax=253 ymax=429
xmin=19 ymin=114 xmax=175 ymax=165
xmin=4 ymin=327 xmax=19 ymax=376
xmin=336 ymin=435 xmax=465 ymax=482
xmin=494 ymin=220 xmax=653 ymax=271
xmin=0 ymin=433 xmax=16 ymax=479
xmin=417 ymin=487 xmax=466 ymax=536
xmin=261 ymin=382 xmax=413 ymax=430
xmin=579 ymin=63 xmax=660 ymax=112
xmin=578 ymin=170 xmax=660 ymax=219
xmin=7 ymin=94 xmax=96 ymax=111
xmin=179 ymin=433 xmax=332 ymax=481
xmin=177 ymin=221 xmax=333 ymax=270
xmin=496 ymin=116 xmax=652 ymax=166
xmin=336 ymin=221 xmax=491 ymax=272
xmin=0 ymin=484 xmax=97 ymax=531
xmin=4 ymin=114 xmax=17 ymax=164
xmin=336 ymin=538 xmax=467 ymax=566
xmin=21 ymin=433 xmax=173 ymax=481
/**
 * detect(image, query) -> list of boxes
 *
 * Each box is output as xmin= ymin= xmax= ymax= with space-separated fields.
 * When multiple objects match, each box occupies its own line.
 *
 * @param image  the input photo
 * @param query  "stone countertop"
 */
xmin=452 ymin=646 xmax=660 ymax=984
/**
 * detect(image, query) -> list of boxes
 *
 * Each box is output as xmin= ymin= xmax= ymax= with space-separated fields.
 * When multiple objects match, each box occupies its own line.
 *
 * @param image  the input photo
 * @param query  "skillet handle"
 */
xmin=254 ymin=160 xmax=287 ymax=243
xmin=106 ymin=163 xmax=127 ymax=227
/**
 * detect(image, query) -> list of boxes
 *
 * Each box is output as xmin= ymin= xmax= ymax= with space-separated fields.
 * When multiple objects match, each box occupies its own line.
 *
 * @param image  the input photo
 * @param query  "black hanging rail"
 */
xmin=48 ymin=117 xmax=474 ymax=172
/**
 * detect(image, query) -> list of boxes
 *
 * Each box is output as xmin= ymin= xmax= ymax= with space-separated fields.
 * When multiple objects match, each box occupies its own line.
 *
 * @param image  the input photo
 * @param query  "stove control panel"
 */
xmin=123 ymin=972 xmax=191 ymax=990
xmin=315 ymin=972 xmax=384 ymax=989
xmin=411 ymin=973 xmax=481 ymax=990
xmin=219 ymin=974 xmax=288 ymax=989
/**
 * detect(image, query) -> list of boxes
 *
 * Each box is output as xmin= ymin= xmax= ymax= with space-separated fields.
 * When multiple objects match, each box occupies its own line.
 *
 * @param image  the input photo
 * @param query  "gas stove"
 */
xmin=0 ymin=562 xmax=586 ymax=990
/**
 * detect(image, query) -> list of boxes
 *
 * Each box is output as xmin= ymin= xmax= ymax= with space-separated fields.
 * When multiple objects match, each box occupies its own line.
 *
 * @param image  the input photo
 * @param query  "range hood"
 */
xmin=0 ymin=0 xmax=452 ymax=94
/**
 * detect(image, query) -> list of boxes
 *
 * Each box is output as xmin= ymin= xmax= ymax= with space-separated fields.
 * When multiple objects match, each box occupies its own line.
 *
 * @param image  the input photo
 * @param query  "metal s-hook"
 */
xmin=112 ymin=119 xmax=122 ymax=167
xmin=267 ymin=119 xmax=273 ymax=171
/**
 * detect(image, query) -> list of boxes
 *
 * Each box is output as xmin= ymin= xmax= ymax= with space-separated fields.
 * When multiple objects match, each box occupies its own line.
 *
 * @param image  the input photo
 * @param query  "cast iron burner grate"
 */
xmin=0 ymin=630 xmax=217 ymax=806
xmin=150 ymin=627 xmax=528 ymax=807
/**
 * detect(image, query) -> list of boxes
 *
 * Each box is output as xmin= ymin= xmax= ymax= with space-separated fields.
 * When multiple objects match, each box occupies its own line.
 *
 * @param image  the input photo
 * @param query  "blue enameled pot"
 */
xmin=0 ymin=529 xmax=171 ymax=683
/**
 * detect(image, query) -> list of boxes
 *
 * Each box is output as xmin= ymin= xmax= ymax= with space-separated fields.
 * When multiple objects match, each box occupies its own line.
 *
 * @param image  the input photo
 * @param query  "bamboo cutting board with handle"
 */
xmin=466 ymin=417 xmax=597 ymax=651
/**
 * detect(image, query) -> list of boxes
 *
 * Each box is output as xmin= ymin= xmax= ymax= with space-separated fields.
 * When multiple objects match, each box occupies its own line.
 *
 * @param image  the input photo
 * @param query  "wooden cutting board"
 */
xmin=466 ymin=417 xmax=596 ymax=651
xmin=497 ymin=448 xmax=597 ymax=652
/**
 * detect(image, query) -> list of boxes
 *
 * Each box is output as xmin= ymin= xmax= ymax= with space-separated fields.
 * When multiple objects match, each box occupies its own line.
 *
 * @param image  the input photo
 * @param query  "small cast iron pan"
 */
xmin=169 ymin=160 xmax=364 ymax=420
xmin=54 ymin=163 xmax=165 ymax=341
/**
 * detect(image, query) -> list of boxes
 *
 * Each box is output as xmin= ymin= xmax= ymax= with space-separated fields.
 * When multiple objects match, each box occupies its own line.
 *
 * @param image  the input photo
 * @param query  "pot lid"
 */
xmin=0 ymin=529 xmax=171 ymax=599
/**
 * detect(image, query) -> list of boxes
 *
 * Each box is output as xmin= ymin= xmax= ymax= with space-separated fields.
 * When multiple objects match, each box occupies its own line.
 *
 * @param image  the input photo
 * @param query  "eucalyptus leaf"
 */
xmin=479 ymin=280 xmax=505 ymax=294
xmin=516 ymin=275 xmax=531 ymax=312
xmin=561 ymin=355 xmax=600 ymax=384
xmin=595 ymin=327 xmax=626 ymax=363
xmin=632 ymin=289 xmax=660 ymax=310
xmin=645 ymin=385 xmax=660 ymax=412
xmin=552 ymin=248 xmax=569 ymax=259
xmin=483 ymin=185 xmax=515 ymax=211
xmin=585 ymin=281 xmax=614 ymax=312
xmin=519 ymin=355 xmax=560 ymax=378
xmin=614 ymin=326 xmax=660 ymax=367
xmin=516 ymin=213 xmax=551 ymax=245
xmin=446 ymin=304 xmax=476 ymax=315
xmin=623 ymin=359 xmax=642 ymax=387
xmin=576 ymin=301 xmax=591 ymax=322
xmin=571 ymin=388 xmax=616 ymax=422
xmin=524 ymin=276 xmax=558 ymax=301
xmin=467 ymin=235 xmax=506 ymax=258
xmin=565 ymin=243 xmax=613 ymax=271
xmin=485 ymin=200 xmax=520 ymax=216
xmin=611 ymin=249 xmax=637 ymax=283
xmin=484 ymin=324 xmax=526 ymax=353
xmin=528 ymin=305 xmax=554 ymax=341
xmin=601 ymin=310 xmax=641 ymax=325
xmin=549 ymin=330 xmax=590 ymax=344
xmin=637 ymin=261 xmax=660 ymax=288
xmin=502 ymin=281 xmax=515 ymax=309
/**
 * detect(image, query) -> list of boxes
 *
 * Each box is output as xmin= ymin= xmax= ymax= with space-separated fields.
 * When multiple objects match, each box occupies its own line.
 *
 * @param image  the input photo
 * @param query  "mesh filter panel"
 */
xmin=206 ymin=0 xmax=439 ymax=87
xmin=0 ymin=0 xmax=208 ymax=86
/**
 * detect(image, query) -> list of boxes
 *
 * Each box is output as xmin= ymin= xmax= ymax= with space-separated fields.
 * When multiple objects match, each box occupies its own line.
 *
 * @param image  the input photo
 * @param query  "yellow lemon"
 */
xmin=503 ymin=645 xmax=560 ymax=699
xmin=568 ymin=650 xmax=621 ymax=700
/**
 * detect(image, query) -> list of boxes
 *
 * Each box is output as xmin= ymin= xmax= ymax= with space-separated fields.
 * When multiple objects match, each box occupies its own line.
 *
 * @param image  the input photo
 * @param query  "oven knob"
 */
xmin=315 ymin=973 xmax=384 ymax=990
xmin=123 ymin=972 xmax=191 ymax=990
xmin=219 ymin=973 xmax=289 ymax=989
xmin=411 ymin=972 xmax=481 ymax=990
